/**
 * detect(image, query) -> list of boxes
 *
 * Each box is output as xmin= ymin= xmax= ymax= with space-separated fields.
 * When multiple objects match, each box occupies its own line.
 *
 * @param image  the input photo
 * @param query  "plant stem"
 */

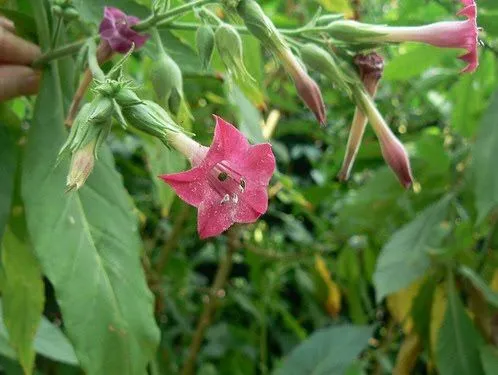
xmin=134 ymin=0 xmax=217 ymax=31
xmin=180 ymin=228 xmax=239 ymax=375
xmin=33 ymin=36 xmax=98 ymax=67
xmin=51 ymin=16 xmax=63 ymax=48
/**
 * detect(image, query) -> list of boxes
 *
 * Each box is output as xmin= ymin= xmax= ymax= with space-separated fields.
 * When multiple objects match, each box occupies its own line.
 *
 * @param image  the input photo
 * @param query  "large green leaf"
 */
xmin=273 ymin=325 xmax=373 ymax=375
xmin=436 ymin=275 xmax=484 ymax=375
xmin=0 ymin=304 xmax=78 ymax=366
xmin=373 ymin=195 xmax=452 ymax=301
xmin=1 ymin=215 xmax=44 ymax=375
xmin=22 ymin=2 xmax=160 ymax=373
xmin=474 ymin=90 xmax=498 ymax=222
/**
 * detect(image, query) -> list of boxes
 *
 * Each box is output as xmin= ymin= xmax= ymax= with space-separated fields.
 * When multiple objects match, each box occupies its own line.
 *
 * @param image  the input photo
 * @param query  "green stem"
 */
xmin=134 ymin=0 xmax=217 ymax=31
xmin=33 ymin=36 xmax=98 ymax=68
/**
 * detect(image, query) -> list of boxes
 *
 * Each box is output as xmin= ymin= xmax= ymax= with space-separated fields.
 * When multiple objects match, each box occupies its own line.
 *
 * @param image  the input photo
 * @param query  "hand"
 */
xmin=0 ymin=16 xmax=41 ymax=102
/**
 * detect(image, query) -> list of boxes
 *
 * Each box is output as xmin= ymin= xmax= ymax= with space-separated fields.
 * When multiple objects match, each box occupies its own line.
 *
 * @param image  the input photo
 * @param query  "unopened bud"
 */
xmin=196 ymin=25 xmax=215 ymax=70
xmin=358 ymin=90 xmax=413 ymax=188
xmin=215 ymin=24 xmax=264 ymax=107
xmin=315 ymin=14 xmax=344 ymax=26
xmin=237 ymin=0 xmax=325 ymax=123
xmin=66 ymin=141 xmax=96 ymax=192
xmin=63 ymin=8 xmax=79 ymax=20
xmin=150 ymin=51 xmax=184 ymax=115
xmin=300 ymin=43 xmax=353 ymax=97
xmin=120 ymin=100 xmax=185 ymax=145
xmin=114 ymin=87 xmax=142 ymax=107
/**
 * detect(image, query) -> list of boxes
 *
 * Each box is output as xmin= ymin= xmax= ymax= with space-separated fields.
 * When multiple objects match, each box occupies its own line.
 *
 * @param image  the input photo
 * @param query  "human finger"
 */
xmin=0 ymin=65 xmax=40 ymax=101
xmin=0 ymin=16 xmax=15 ymax=32
xmin=0 ymin=27 xmax=40 ymax=65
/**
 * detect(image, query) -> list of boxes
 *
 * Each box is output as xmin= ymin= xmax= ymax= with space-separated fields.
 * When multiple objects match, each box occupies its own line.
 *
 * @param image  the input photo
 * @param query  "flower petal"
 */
xmin=235 ymin=187 xmax=268 ymax=222
xmin=197 ymin=193 xmax=236 ymax=239
xmin=206 ymin=115 xmax=250 ymax=163
xmin=160 ymin=166 xmax=209 ymax=207
xmin=238 ymin=143 xmax=276 ymax=186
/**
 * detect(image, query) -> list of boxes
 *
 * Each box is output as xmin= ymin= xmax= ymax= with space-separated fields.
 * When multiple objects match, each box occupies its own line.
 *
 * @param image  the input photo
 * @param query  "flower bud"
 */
xmin=237 ymin=0 xmax=325 ymax=123
xmin=66 ymin=141 xmax=96 ymax=192
xmin=113 ymin=87 xmax=143 ymax=107
xmin=150 ymin=51 xmax=184 ymax=115
xmin=315 ymin=14 xmax=344 ymax=26
xmin=196 ymin=25 xmax=215 ymax=70
xmin=300 ymin=43 xmax=353 ymax=97
xmin=215 ymin=23 xmax=264 ymax=107
xmin=357 ymin=90 xmax=413 ymax=188
xmin=119 ymin=100 xmax=186 ymax=145
xmin=322 ymin=20 xmax=385 ymax=43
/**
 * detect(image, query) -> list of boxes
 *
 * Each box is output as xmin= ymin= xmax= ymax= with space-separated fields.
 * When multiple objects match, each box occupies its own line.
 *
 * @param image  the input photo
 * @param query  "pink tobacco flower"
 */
xmin=161 ymin=116 xmax=276 ymax=239
xmin=380 ymin=0 xmax=478 ymax=73
xmin=99 ymin=7 xmax=149 ymax=53
xmin=327 ymin=0 xmax=478 ymax=73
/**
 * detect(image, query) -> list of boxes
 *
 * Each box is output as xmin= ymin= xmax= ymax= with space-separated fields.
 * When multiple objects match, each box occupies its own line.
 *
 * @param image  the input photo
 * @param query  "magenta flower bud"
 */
xmin=326 ymin=0 xmax=479 ymax=73
xmin=99 ymin=7 xmax=149 ymax=54
xmin=161 ymin=116 xmax=276 ymax=239
xmin=359 ymin=90 xmax=414 ymax=188
xmin=283 ymin=50 xmax=327 ymax=125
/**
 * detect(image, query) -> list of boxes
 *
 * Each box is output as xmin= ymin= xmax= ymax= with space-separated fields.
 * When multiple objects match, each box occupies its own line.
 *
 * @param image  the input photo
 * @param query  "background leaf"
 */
xmin=273 ymin=325 xmax=373 ymax=375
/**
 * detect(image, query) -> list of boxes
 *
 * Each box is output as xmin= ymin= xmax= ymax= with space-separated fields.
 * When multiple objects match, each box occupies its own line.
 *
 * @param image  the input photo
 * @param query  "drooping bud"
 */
xmin=356 ymin=89 xmax=414 ymax=188
xmin=214 ymin=23 xmax=265 ymax=107
xmin=150 ymin=49 xmax=184 ymax=115
xmin=66 ymin=141 xmax=96 ymax=192
xmin=338 ymin=53 xmax=384 ymax=181
xmin=196 ymin=25 xmax=215 ymax=70
xmin=59 ymin=97 xmax=113 ymax=191
xmin=237 ymin=0 xmax=325 ymax=124
xmin=300 ymin=43 xmax=354 ymax=97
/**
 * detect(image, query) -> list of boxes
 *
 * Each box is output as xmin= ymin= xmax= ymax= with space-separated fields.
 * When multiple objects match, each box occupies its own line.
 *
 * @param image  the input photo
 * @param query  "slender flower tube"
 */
xmin=237 ymin=0 xmax=326 ymax=124
xmin=325 ymin=0 xmax=479 ymax=73
xmin=161 ymin=116 xmax=276 ymax=239
xmin=339 ymin=53 xmax=384 ymax=181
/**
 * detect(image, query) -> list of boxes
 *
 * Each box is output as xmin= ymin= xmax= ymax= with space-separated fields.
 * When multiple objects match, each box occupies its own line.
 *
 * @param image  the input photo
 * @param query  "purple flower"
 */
xmin=99 ymin=7 xmax=149 ymax=54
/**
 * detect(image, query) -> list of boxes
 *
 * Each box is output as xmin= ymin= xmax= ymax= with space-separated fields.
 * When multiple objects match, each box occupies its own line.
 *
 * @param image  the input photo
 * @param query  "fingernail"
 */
xmin=0 ymin=17 xmax=15 ymax=32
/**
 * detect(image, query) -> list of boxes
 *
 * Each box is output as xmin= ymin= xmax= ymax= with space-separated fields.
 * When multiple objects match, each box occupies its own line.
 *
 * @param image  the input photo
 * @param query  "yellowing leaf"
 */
xmin=315 ymin=0 xmax=354 ymax=18
xmin=387 ymin=279 xmax=423 ymax=334
xmin=430 ymin=286 xmax=447 ymax=356
xmin=393 ymin=332 xmax=422 ymax=375
xmin=315 ymin=255 xmax=342 ymax=317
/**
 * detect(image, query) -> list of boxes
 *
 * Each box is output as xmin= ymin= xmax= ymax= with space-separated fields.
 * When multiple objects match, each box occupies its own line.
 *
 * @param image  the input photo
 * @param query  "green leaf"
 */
xmin=384 ymin=45 xmax=457 ymax=81
xmin=1 ymin=215 xmax=44 ymax=375
xmin=373 ymin=195 xmax=452 ymax=301
xmin=458 ymin=266 xmax=498 ymax=308
xmin=474 ymin=90 xmax=498 ymax=222
xmin=0 ymin=303 xmax=79 ymax=366
xmin=273 ymin=325 xmax=373 ymax=375
xmin=143 ymin=136 xmax=185 ymax=214
xmin=0 ymin=123 xmax=17 ymax=243
xmin=411 ymin=276 xmax=436 ymax=348
xmin=230 ymin=86 xmax=265 ymax=144
xmin=436 ymin=274 xmax=484 ymax=375
xmin=481 ymin=346 xmax=498 ymax=375
xmin=22 ymin=4 xmax=160 ymax=372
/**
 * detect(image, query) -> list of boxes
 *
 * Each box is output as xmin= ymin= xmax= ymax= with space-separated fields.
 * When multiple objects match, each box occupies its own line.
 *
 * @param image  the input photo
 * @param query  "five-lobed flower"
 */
xmin=161 ymin=116 xmax=276 ymax=239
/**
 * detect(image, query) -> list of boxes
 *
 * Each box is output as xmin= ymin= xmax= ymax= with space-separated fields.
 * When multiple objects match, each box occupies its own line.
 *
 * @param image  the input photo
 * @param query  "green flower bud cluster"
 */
xmin=52 ymin=0 xmax=79 ymax=21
